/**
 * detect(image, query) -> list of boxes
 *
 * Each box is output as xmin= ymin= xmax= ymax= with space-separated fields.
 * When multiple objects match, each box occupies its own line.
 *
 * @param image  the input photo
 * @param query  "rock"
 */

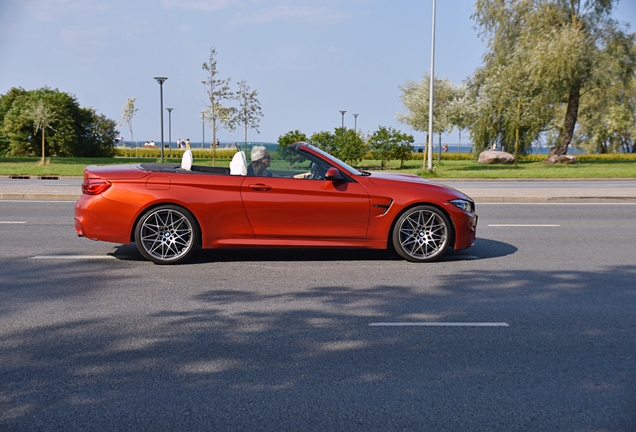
xmin=478 ymin=150 xmax=515 ymax=164
xmin=545 ymin=154 xmax=577 ymax=164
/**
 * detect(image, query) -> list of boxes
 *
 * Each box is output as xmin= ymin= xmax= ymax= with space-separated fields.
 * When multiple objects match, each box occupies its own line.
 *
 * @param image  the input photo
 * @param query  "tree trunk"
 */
xmin=41 ymin=130 xmax=45 ymax=164
xmin=551 ymin=81 xmax=581 ymax=156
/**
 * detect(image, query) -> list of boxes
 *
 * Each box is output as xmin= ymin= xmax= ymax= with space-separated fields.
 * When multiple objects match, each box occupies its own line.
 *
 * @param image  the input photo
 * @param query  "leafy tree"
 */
xmin=0 ymin=87 xmax=118 ymax=157
xmin=368 ymin=126 xmax=414 ymax=169
xmin=573 ymin=35 xmax=636 ymax=153
xmin=398 ymin=73 xmax=456 ymax=135
xmin=202 ymin=47 xmax=233 ymax=160
xmin=24 ymin=99 xmax=56 ymax=164
xmin=445 ymin=84 xmax=475 ymax=153
xmin=232 ymin=80 xmax=263 ymax=146
xmin=472 ymin=0 xmax=635 ymax=155
xmin=277 ymin=130 xmax=308 ymax=166
xmin=119 ymin=97 xmax=138 ymax=146
xmin=392 ymin=132 xmax=415 ymax=169
xmin=310 ymin=128 xmax=367 ymax=165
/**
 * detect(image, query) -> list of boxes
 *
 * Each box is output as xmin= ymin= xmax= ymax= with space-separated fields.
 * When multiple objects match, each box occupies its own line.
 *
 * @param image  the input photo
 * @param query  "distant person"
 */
xmin=176 ymin=138 xmax=181 ymax=148
xmin=186 ymin=138 xmax=190 ymax=149
xmin=247 ymin=146 xmax=271 ymax=177
xmin=215 ymin=138 xmax=220 ymax=148
xmin=443 ymin=144 xmax=448 ymax=153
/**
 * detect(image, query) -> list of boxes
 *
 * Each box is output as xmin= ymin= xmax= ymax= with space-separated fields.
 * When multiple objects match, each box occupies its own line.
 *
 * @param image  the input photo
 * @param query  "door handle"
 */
xmin=248 ymin=184 xmax=271 ymax=191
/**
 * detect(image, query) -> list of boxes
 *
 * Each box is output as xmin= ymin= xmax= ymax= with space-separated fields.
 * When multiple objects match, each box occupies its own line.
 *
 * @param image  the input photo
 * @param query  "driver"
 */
xmin=247 ymin=146 xmax=272 ymax=177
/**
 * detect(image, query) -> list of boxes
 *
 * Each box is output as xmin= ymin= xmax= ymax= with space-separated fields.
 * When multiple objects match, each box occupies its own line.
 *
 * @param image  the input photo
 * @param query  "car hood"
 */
xmin=363 ymin=172 xmax=473 ymax=201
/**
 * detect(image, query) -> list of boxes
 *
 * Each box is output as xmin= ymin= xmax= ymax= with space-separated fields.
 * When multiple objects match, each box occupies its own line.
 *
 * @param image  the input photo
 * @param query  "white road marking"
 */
xmin=0 ymin=221 xmax=26 ymax=224
xmin=369 ymin=322 xmax=509 ymax=327
xmin=30 ymin=255 xmax=116 ymax=260
xmin=488 ymin=224 xmax=560 ymax=227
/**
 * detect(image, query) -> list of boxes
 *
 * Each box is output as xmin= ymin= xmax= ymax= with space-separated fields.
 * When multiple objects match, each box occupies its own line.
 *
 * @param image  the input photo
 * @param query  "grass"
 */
xmin=1 ymin=156 xmax=635 ymax=178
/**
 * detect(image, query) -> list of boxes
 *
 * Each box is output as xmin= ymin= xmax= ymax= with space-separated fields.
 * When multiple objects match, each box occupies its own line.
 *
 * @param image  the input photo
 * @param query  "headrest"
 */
xmin=230 ymin=151 xmax=247 ymax=176
xmin=181 ymin=150 xmax=193 ymax=171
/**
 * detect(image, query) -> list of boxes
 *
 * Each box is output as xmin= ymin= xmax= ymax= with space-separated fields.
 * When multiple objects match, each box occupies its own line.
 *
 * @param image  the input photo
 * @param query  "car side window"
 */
xmin=268 ymin=148 xmax=332 ymax=180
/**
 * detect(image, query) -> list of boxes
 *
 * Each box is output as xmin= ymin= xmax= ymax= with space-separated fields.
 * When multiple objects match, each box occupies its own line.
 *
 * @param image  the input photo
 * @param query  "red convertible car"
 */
xmin=75 ymin=143 xmax=477 ymax=264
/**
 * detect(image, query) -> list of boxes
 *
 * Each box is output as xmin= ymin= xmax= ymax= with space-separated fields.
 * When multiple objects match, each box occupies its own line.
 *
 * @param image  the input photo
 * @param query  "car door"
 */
xmin=240 ymin=177 xmax=370 ymax=239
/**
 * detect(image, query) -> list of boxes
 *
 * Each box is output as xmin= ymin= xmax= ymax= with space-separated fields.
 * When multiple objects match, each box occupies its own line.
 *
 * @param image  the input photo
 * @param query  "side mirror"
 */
xmin=325 ymin=167 xmax=345 ymax=181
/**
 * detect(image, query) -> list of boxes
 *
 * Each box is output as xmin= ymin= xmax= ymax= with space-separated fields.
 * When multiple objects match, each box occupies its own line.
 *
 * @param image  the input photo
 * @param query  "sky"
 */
xmin=1 ymin=0 xmax=635 ymax=146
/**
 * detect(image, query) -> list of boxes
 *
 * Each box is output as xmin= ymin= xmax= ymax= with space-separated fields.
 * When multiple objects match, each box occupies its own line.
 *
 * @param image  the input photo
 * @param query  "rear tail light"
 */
xmin=82 ymin=178 xmax=112 ymax=195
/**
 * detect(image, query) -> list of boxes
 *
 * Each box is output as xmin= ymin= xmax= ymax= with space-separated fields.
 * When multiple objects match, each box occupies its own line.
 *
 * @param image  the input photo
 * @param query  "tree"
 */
xmin=368 ymin=126 xmax=414 ymax=169
xmin=445 ymin=84 xmax=475 ymax=153
xmin=24 ymin=99 xmax=56 ymax=164
xmin=572 ymin=34 xmax=636 ymax=153
xmin=202 ymin=47 xmax=233 ymax=160
xmin=0 ymin=87 xmax=118 ymax=157
xmin=119 ymin=97 xmax=138 ymax=146
xmin=277 ymin=130 xmax=308 ymax=166
xmin=472 ymin=0 xmax=635 ymax=155
xmin=398 ymin=73 xmax=459 ymax=160
xmin=310 ymin=128 xmax=367 ymax=165
xmin=202 ymin=103 xmax=235 ymax=164
xmin=233 ymin=80 xmax=263 ymax=146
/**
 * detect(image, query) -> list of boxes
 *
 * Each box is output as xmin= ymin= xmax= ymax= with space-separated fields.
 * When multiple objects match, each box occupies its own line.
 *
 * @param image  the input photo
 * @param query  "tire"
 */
xmin=392 ymin=205 xmax=451 ymax=263
xmin=134 ymin=205 xmax=199 ymax=264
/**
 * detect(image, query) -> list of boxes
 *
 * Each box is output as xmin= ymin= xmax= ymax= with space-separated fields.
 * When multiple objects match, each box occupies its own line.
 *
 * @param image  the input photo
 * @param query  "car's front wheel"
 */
xmin=392 ymin=205 xmax=451 ymax=262
xmin=134 ymin=205 xmax=199 ymax=264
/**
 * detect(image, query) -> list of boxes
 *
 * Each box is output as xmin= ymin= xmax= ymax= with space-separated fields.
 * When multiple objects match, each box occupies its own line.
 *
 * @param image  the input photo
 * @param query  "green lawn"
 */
xmin=1 ymin=156 xmax=635 ymax=178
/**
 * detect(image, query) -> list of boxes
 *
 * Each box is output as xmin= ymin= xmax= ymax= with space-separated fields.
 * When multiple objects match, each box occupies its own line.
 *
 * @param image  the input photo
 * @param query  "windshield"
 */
xmin=303 ymin=144 xmax=363 ymax=176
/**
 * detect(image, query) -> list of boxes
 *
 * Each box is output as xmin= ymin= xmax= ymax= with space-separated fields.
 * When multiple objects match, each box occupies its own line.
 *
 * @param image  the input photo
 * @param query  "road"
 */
xmin=1 ymin=200 xmax=635 ymax=430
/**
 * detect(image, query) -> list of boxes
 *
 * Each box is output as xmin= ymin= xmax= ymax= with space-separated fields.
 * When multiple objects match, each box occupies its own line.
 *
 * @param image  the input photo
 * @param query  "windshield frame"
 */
xmin=299 ymin=144 xmax=363 ymax=176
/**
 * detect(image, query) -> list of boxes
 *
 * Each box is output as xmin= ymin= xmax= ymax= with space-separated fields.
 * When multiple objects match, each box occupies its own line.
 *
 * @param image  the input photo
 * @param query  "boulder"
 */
xmin=545 ymin=154 xmax=577 ymax=165
xmin=478 ymin=150 xmax=515 ymax=164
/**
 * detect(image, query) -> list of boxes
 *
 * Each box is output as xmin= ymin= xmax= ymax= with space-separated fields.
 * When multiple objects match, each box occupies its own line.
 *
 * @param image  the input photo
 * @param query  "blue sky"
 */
xmin=1 ymin=0 xmax=634 ymax=146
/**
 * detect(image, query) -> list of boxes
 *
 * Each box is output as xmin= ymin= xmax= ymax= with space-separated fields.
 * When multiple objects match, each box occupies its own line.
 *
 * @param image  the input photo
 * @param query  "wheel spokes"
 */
xmin=398 ymin=210 xmax=447 ymax=259
xmin=140 ymin=209 xmax=193 ymax=261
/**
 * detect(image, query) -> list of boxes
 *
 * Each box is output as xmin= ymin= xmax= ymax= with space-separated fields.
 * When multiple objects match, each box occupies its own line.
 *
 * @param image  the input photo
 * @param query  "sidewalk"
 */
xmin=1 ymin=176 xmax=635 ymax=203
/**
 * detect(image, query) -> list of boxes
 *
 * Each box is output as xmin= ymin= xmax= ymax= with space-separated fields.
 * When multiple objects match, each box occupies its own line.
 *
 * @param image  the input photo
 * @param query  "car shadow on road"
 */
xmin=111 ymin=238 xmax=516 ymax=264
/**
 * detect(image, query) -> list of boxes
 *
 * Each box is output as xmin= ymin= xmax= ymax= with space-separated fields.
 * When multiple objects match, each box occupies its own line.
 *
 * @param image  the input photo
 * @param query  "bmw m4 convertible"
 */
xmin=74 ymin=142 xmax=477 ymax=264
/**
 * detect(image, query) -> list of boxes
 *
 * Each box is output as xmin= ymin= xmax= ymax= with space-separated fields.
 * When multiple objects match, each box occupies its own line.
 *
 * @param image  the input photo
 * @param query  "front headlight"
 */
xmin=449 ymin=199 xmax=474 ymax=213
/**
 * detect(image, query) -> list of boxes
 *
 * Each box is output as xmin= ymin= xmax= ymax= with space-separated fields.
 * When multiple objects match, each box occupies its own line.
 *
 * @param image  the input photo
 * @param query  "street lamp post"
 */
xmin=166 ymin=108 xmax=173 ymax=157
xmin=353 ymin=114 xmax=359 ymax=132
xmin=154 ymin=77 xmax=168 ymax=161
xmin=426 ymin=0 xmax=436 ymax=171
xmin=339 ymin=110 xmax=346 ymax=128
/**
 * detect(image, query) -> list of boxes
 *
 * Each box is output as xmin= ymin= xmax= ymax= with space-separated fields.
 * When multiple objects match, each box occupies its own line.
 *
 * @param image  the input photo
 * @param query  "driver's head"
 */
xmin=251 ymin=146 xmax=270 ymax=167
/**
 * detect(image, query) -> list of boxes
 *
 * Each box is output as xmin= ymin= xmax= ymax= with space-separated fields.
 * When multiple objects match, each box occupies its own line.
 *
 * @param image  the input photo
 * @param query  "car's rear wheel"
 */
xmin=392 ymin=205 xmax=451 ymax=262
xmin=134 ymin=205 xmax=199 ymax=264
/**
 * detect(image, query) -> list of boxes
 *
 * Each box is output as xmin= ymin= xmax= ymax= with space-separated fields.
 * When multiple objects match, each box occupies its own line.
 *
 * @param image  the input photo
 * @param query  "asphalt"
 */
xmin=1 ymin=176 xmax=635 ymax=203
